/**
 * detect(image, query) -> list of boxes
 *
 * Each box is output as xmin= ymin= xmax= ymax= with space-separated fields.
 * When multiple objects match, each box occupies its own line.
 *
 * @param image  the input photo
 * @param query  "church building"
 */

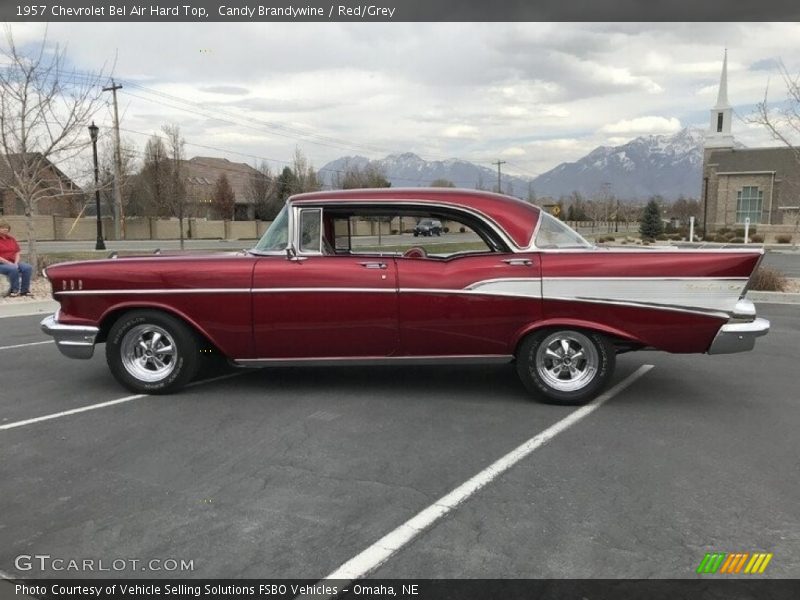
xmin=702 ymin=51 xmax=799 ymax=241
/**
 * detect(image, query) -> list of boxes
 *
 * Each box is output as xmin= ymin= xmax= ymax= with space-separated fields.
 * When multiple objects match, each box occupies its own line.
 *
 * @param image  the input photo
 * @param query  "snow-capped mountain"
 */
xmin=318 ymin=152 xmax=534 ymax=197
xmin=318 ymin=128 xmax=711 ymax=200
xmin=531 ymin=128 xmax=707 ymax=200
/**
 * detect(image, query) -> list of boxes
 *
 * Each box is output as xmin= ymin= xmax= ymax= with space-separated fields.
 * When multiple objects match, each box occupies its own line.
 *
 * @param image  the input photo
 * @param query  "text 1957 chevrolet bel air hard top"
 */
xmin=41 ymin=188 xmax=769 ymax=404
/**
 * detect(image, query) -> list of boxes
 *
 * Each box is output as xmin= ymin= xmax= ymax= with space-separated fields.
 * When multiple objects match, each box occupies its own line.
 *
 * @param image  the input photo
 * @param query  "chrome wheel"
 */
xmin=120 ymin=324 xmax=178 ymax=383
xmin=535 ymin=331 xmax=599 ymax=393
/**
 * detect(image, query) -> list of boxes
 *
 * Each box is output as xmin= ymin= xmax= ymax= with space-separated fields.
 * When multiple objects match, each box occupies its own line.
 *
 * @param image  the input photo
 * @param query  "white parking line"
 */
xmin=0 ymin=340 xmax=53 ymax=351
xmin=316 ymin=364 xmax=654 ymax=588
xmin=0 ymin=372 xmax=243 ymax=431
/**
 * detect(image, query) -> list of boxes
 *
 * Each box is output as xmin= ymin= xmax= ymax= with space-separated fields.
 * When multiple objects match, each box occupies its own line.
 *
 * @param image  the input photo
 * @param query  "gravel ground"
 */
xmin=0 ymin=277 xmax=52 ymax=303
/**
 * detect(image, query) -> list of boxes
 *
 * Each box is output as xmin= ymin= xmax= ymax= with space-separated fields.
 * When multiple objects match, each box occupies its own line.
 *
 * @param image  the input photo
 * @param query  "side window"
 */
xmin=347 ymin=212 xmax=496 ymax=258
xmin=298 ymin=208 xmax=322 ymax=253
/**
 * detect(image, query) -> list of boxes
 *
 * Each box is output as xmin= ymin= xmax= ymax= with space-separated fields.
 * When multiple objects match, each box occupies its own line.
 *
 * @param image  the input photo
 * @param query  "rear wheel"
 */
xmin=516 ymin=328 xmax=615 ymax=405
xmin=106 ymin=310 xmax=199 ymax=394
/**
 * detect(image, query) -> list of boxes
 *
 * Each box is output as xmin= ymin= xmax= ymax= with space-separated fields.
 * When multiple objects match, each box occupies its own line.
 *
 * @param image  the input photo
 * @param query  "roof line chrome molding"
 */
xmin=233 ymin=354 xmax=514 ymax=367
xmin=534 ymin=246 xmax=766 ymax=254
xmin=289 ymin=198 xmax=522 ymax=251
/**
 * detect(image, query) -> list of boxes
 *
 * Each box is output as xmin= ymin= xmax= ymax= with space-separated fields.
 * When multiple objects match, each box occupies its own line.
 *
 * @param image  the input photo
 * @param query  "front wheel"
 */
xmin=106 ymin=310 xmax=200 ymax=394
xmin=516 ymin=329 xmax=615 ymax=405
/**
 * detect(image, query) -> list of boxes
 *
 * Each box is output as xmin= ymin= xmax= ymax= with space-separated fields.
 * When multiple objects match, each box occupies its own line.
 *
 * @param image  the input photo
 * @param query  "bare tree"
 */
xmin=751 ymin=61 xmax=800 ymax=243
xmin=99 ymin=136 xmax=137 ymax=219
xmin=160 ymin=124 xmax=189 ymax=249
xmin=334 ymin=163 xmax=391 ymax=189
xmin=0 ymin=27 xmax=107 ymax=273
xmin=247 ymin=161 xmax=279 ymax=220
xmin=139 ymin=134 xmax=169 ymax=217
xmin=291 ymin=147 xmax=322 ymax=194
xmin=211 ymin=173 xmax=235 ymax=220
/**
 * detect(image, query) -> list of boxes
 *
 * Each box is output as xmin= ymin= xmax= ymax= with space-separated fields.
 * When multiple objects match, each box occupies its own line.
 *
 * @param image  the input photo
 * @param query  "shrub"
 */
xmin=716 ymin=227 xmax=731 ymax=235
xmin=390 ymin=229 xmax=399 ymax=235
xmin=730 ymin=237 xmax=744 ymax=244
xmin=749 ymin=266 xmax=787 ymax=292
xmin=750 ymin=234 xmax=764 ymax=243
xmin=714 ymin=234 xmax=729 ymax=243
xmin=776 ymin=234 xmax=793 ymax=244
xmin=656 ymin=233 xmax=669 ymax=241
xmin=669 ymin=233 xmax=683 ymax=241
xmin=604 ymin=235 xmax=616 ymax=242
xmin=735 ymin=226 xmax=757 ymax=237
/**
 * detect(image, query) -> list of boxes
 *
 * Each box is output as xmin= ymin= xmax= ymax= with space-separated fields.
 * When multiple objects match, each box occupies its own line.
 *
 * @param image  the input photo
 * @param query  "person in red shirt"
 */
xmin=0 ymin=220 xmax=33 ymax=297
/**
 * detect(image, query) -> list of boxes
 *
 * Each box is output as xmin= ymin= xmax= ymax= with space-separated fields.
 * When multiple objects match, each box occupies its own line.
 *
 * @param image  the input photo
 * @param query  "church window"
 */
xmin=736 ymin=186 xmax=763 ymax=223
xmin=717 ymin=112 xmax=724 ymax=132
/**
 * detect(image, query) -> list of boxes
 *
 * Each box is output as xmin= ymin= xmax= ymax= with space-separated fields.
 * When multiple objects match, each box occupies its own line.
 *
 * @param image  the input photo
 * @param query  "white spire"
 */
xmin=706 ymin=49 xmax=734 ymax=149
xmin=714 ymin=49 xmax=730 ymax=109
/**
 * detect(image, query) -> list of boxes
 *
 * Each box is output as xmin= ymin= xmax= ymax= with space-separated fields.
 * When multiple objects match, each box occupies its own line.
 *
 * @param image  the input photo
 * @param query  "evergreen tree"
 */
xmin=640 ymin=198 xmax=664 ymax=240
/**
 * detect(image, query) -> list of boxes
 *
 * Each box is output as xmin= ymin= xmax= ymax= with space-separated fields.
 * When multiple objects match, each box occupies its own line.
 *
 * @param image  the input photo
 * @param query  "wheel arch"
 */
xmin=512 ymin=319 xmax=643 ymax=357
xmin=96 ymin=302 xmax=219 ymax=352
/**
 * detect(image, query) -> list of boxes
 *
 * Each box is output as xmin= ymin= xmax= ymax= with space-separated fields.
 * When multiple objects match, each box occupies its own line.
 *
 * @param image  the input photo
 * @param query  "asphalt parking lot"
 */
xmin=0 ymin=303 xmax=798 ymax=582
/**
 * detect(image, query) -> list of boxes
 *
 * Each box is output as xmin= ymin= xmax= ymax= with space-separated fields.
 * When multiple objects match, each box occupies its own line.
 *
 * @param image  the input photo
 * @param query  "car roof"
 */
xmin=290 ymin=188 xmax=541 ymax=248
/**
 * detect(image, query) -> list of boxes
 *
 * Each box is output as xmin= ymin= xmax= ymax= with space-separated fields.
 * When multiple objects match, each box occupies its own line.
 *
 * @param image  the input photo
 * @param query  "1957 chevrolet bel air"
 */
xmin=41 ymin=188 xmax=769 ymax=404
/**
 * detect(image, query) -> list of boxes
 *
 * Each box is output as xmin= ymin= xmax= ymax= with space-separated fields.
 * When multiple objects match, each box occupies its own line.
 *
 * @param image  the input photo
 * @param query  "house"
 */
xmin=182 ymin=157 xmax=263 ymax=220
xmin=0 ymin=153 xmax=84 ymax=217
xmin=702 ymin=52 xmax=800 ymax=240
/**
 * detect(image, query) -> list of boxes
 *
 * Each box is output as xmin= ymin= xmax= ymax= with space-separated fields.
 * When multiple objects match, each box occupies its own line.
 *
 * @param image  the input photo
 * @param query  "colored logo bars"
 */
xmin=697 ymin=552 xmax=773 ymax=574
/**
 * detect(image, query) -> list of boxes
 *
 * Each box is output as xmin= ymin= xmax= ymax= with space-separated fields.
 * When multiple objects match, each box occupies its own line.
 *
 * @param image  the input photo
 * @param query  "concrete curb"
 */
xmin=0 ymin=299 xmax=58 ymax=319
xmin=747 ymin=291 xmax=800 ymax=305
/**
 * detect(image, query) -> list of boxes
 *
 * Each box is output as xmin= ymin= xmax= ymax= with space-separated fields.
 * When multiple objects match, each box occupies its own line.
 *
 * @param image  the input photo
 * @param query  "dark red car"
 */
xmin=41 ymin=188 xmax=769 ymax=404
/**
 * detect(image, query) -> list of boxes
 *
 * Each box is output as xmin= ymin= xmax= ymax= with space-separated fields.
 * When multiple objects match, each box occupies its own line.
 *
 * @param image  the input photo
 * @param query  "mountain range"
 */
xmin=318 ymin=128 xmax=712 ymax=201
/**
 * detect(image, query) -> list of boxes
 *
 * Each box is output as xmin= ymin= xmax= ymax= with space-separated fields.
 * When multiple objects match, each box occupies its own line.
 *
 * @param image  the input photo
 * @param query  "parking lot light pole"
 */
xmin=89 ymin=122 xmax=106 ymax=251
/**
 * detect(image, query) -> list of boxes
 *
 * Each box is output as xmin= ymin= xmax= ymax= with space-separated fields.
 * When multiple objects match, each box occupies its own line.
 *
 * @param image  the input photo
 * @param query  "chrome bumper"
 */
xmin=41 ymin=314 xmax=100 ymax=359
xmin=708 ymin=306 xmax=770 ymax=355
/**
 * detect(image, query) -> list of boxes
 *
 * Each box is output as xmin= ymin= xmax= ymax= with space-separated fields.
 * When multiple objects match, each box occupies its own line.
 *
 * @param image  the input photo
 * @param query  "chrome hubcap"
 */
xmin=535 ymin=331 xmax=598 ymax=392
xmin=120 ymin=324 xmax=178 ymax=383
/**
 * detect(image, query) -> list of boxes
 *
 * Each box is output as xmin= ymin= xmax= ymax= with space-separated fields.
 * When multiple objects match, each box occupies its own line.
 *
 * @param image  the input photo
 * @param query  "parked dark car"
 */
xmin=413 ymin=218 xmax=443 ymax=237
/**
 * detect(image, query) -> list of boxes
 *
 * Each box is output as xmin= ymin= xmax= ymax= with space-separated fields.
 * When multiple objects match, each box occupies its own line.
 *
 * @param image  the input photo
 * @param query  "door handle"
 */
xmin=502 ymin=258 xmax=532 ymax=266
xmin=360 ymin=262 xmax=387 ymax=269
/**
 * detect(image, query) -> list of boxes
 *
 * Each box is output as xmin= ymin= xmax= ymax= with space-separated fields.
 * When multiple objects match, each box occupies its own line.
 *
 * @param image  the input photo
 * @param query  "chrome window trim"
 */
xmin=295 ymin=206 xmax=324 ymax=256
xmin=289 ymin=198 xmax=520 ymax=252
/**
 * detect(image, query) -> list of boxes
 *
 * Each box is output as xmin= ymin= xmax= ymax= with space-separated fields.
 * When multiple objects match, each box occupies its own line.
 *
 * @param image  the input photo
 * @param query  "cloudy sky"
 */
xmin=7 ymin=22 xmax=800 ymax=182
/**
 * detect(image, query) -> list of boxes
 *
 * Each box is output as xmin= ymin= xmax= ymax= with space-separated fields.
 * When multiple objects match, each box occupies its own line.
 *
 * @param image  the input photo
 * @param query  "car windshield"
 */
xmin=534 ymin=213 xmax=593 ymax=249
xmin=253 ymin=205 xmax=289 ymax=252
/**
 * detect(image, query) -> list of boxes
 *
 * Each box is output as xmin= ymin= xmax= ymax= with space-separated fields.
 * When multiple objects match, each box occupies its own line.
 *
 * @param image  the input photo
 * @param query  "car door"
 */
xmin=396 ymin=252 xmax=542 ymax=357
xmin=251 ymin=207 xmax=398 ymax=360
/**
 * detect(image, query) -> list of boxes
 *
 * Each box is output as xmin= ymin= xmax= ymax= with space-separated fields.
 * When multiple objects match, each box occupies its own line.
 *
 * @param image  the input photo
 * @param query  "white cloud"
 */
xmin=600 ymin=117 xmax=683 ymax=135
xmin=5 ymin=22 xmax=800 ymax=178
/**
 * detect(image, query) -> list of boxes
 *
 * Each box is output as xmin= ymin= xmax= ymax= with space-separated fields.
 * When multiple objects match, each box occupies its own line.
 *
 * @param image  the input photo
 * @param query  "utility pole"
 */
xmin=492 ymin=160 xmax=506 ymax=194
xmin=103 ymin=79 xmax=125 ymax=239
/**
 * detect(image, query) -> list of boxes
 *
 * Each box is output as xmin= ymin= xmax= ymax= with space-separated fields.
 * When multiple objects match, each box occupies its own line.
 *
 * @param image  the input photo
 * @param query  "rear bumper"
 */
xmin=708 ymin=316 xmax=770 ymax=355
xmin=41 ymin=313 xmax=100 ymax=359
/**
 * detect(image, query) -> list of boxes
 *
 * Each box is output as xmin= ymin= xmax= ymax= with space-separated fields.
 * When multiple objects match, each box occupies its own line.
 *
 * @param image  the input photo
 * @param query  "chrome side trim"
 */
xmin=40 ymin=314 xmax=99 ymax=360
xmin=56 ymin=288 xmax=249 ymax=296
xmin=543 ymin=296 xmax=731 ymax=320
xmin=233 ymin=355 xmax=514 ymax=368
xmin=253 ymin=287 xmax=396 ymax=294
xmin=708 ymin=317 xmax=770 ymax=354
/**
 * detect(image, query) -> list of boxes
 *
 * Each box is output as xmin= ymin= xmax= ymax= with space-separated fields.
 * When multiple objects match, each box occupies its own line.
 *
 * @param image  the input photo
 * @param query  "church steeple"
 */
xmin=714 ymin=49 xmax=730 ymax=109
xmin=706 ymin=50 xmax=734 ymax=149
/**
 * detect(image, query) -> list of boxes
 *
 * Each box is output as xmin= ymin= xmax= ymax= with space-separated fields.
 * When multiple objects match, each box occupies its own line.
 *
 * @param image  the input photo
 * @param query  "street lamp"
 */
xmin=89 ymin=121 xmax=106 ymax=250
